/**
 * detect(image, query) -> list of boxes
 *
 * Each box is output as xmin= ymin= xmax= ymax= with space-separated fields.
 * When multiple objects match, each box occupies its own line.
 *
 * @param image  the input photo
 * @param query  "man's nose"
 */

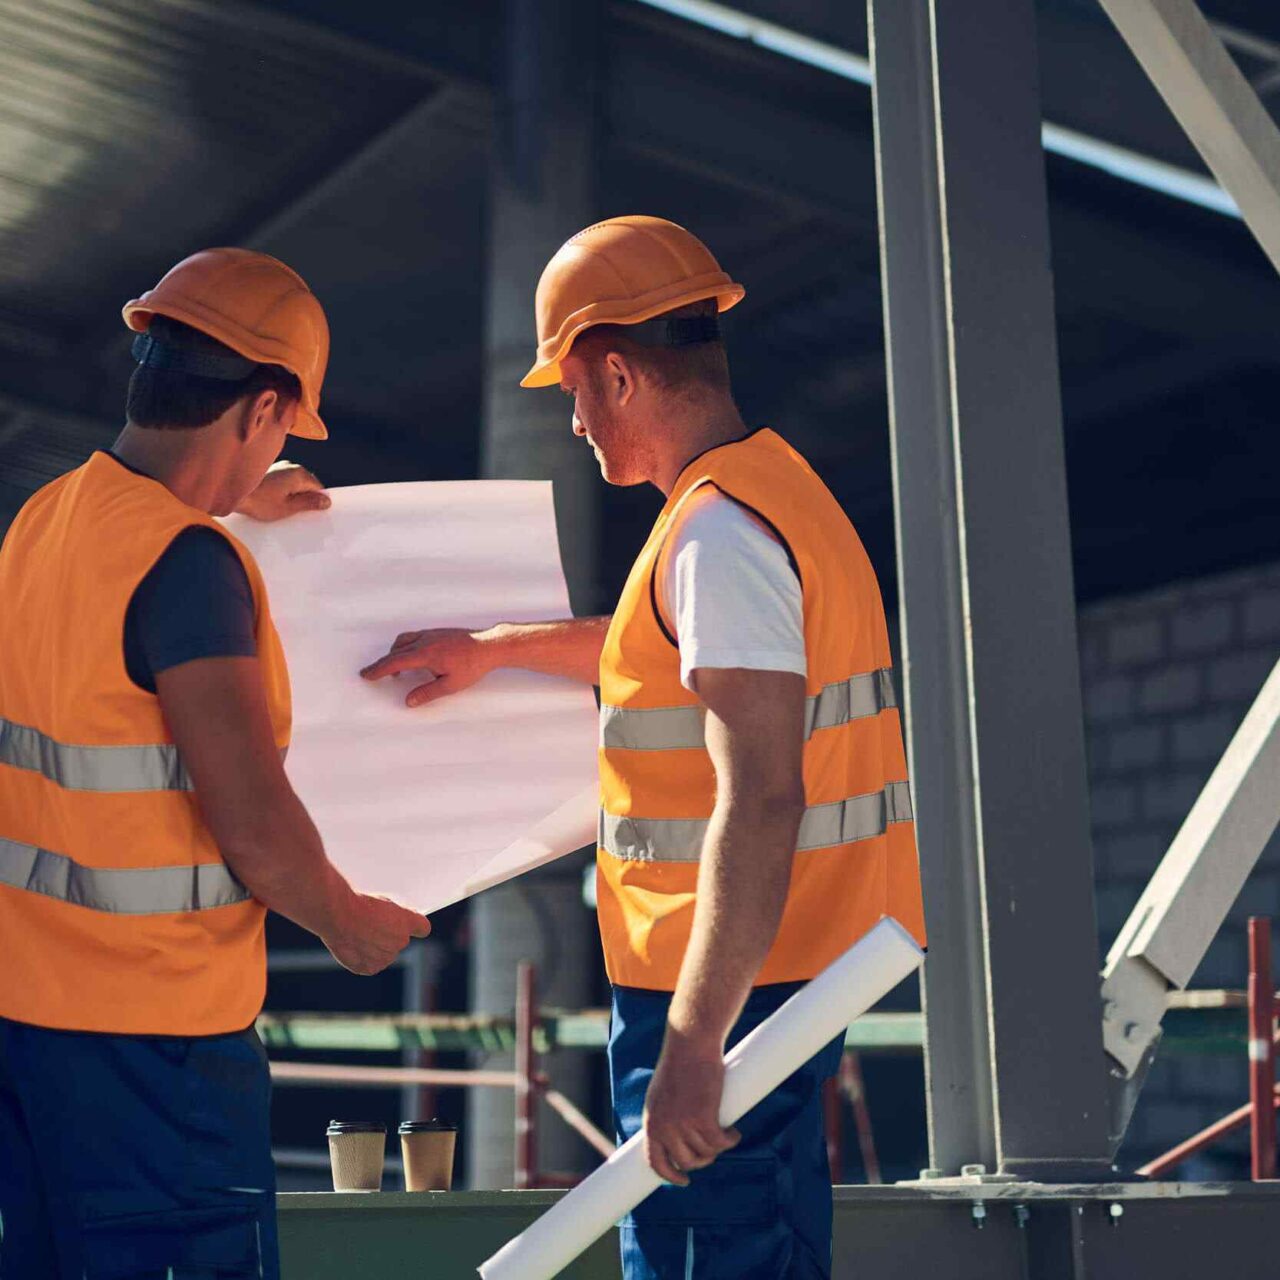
xmin=572 ymin=412 xmax=586 ymax=437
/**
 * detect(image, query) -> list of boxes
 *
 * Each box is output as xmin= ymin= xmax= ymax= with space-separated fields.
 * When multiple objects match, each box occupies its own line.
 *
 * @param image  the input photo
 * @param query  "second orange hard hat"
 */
xmin=123 ymin=248 xmax=330 ymax=440
xmin=521 ymin=216 xmax=745 ymax=389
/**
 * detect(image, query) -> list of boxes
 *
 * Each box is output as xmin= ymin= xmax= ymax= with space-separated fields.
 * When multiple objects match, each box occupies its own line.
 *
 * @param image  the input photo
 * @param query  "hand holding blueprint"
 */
xmin=223 ymin=481 xmax=599 ymax=914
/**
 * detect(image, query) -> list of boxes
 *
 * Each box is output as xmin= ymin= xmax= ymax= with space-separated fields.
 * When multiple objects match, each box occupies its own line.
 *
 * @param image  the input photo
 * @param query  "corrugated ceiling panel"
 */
xmin=0 ymin=0 xmax=434 ymax=337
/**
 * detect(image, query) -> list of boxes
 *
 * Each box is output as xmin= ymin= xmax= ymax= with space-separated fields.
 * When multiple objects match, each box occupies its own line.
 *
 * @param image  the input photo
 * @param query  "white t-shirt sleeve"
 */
xmin=657 ymin=487 xmax=807 ymax=692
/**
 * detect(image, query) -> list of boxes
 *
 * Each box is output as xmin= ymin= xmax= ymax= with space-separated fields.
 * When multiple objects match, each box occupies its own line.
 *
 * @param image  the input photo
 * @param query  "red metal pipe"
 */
xmin=1249 ymin=917 xmax=1276 ymax=1180
xmin=841 ymin=1051 xmax=882 ymax=1185
xmin=1136 ymin=1093 xmax=1270 ymax=1178
xmin=823 ymin=1073 xmax=844 ymax=1182
xmin=515 ymin=961 xmax=537 ymax=1190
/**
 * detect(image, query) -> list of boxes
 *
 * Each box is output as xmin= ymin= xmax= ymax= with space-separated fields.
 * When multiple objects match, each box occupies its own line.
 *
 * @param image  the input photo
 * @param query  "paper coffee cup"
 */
xmin=327 ymin=1120 xmax=387 ymax=1192
xmin=399 ymin=1119 xmax=457 ymax=1192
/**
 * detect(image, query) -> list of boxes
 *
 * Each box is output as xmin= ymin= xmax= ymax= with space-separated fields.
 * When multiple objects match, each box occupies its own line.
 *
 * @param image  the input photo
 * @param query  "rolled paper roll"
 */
xmin=479 ymin=916 xmax=924 ymax=1280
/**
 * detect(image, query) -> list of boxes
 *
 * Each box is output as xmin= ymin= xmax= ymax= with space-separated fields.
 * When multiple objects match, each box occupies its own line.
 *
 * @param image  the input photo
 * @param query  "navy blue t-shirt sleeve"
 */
xmin=124 ymin=525 xmax=257 ymax=693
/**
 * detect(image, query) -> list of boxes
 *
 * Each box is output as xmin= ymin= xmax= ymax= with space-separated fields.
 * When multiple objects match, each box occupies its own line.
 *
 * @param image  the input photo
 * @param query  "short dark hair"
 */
xmin=126 ymin=316 xmax=302 ymax=430
xmin=574 ymin=299 xmax=731 ymax=394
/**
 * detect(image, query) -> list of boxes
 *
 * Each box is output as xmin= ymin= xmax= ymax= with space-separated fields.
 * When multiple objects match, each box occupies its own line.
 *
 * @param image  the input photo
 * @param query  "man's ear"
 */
xmin=604 ymin=350 xmax=637 ymax=408
xmin=240 ymin=389 xmax=277 ymax=442
xmin=241 ymin=389 xmax=296 ymax=440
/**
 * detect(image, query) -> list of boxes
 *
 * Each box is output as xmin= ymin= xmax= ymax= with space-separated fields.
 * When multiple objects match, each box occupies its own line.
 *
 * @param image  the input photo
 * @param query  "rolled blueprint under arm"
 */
xmin=479 ymin=916 xmax=924 ymax=1280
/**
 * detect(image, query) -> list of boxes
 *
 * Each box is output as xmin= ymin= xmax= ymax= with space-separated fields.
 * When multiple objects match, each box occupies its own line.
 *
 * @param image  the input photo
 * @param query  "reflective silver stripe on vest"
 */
xmin=804 ymin=668 xmax=898 ymax=738
xmin=600 ymin=668 xmax=897 ymax=751
xmin=0 ymin=717 xmax=193 ymax=793
xmin=0 ymin=836 xmax=250 ymax=914
xmin=598 ymin=780 xmax=914 ymax=862
xmin=600 ymin=703 xmax=707 ymax=750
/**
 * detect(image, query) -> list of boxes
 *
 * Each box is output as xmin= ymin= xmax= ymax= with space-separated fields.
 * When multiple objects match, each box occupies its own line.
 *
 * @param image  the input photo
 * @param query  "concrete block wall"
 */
xmin=1078 ymin=562 xmax=1280 ymax=1172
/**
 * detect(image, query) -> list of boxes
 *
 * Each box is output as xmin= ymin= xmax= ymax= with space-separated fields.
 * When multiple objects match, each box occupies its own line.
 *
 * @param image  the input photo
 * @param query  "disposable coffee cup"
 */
xmin=327 ymin=1120 xmax=387 ymax=1192
xmin=399 ymin=1119 xmax=457 ymax=1192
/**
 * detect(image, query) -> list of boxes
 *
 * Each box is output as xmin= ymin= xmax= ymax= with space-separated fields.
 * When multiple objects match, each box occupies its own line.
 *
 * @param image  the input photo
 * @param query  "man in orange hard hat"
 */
xmin=0 ymin=248 xmax=430 ymax=1280
xmin=364 ymin=215 xmax=925 ymax=1278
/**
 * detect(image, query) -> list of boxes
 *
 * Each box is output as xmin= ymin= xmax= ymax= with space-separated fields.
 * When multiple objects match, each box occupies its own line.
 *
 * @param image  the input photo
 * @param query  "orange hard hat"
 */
xmin=521 ymin=216 xmax=745 ymax=389
xmin=122 ymin=247 xmax=330 ymax=440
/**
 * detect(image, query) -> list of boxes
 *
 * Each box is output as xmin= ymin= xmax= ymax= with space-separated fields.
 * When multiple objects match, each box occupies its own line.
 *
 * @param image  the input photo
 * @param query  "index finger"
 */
xmin=360 ymin=650 xmax=425 ymax=681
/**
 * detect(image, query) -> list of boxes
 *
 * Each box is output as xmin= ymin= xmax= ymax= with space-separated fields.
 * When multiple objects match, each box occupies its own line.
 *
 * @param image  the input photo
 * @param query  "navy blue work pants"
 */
xmin=609 ymin=983 xmax=843 ymax=1280
xmin=0 ymin=1016 xmax=278 ymax=1279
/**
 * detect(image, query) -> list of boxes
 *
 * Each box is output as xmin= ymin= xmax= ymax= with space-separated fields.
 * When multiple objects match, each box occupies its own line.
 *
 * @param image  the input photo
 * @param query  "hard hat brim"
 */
xmin=520 ymin=280 xmax=745 ymax=390
xmin=290 ymin=407 xmax=328 ymax=441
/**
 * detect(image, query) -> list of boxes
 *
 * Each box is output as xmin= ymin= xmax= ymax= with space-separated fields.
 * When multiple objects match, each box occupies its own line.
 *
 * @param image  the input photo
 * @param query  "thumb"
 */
xmin=290 ymin=489 xmax=331 ymax=511
xmin=408 ymin=913 xmax=432 ymax=939
xmin=407 ymin=675 xmax=451 ymax=709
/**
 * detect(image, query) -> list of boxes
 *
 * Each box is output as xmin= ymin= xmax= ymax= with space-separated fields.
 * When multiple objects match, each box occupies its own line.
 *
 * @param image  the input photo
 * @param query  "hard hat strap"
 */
xmin=623 ymin=314 xmax=721 ymax=349
xmin=131 ymin=332 xmax=258 ymax=382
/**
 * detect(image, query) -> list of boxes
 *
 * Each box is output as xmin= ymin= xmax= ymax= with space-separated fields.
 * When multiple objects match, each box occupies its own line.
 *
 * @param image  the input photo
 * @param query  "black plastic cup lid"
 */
xmin=327 ymin=1120 xmax=387 ymax=1134
xmin=398 ymin=1119 xmax=456 ymax=1133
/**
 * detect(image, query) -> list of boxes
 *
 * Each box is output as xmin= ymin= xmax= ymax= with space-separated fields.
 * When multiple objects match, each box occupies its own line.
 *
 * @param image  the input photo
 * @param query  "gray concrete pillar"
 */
xmin=481 ymin=0 xmax=605 ymax=617
xmin=469 ymin=0 xmax=604 ymax=1190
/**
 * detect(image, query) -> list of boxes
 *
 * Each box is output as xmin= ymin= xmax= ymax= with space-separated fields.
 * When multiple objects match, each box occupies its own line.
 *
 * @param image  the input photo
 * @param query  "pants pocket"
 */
xmin=82 ymin=1204 xmax=262 ymax=1279
xmin=628 ymin=1154 xmax=779 ymax=1228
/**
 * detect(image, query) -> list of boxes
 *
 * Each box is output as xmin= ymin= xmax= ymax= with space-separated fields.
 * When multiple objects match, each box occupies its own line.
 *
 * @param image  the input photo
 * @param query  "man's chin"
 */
xmin=598 ymin=461 xmax=645 ymax=488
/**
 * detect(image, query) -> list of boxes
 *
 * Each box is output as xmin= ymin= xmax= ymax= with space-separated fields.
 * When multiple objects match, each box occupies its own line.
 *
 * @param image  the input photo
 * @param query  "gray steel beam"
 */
xmin=1098 ymin=0 xmax=1280 ymax=275
xmin=870 ymin=0 xmax=1112 ymax=1178
xmin=606 ymin=37 xmax=1280 ymax=347
xmin=246 ymin=87 xmax=490 ymax=251
xmin=868 ymin=0 xmax=995 ymax=1179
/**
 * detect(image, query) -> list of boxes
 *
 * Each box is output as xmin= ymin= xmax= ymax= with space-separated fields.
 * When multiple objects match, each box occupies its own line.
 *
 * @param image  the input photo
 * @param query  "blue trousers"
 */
xmin=0 ymin=1016 xmax=278 ymax=1280
xmin=609 ymin=984 xmax=844 ymax=1280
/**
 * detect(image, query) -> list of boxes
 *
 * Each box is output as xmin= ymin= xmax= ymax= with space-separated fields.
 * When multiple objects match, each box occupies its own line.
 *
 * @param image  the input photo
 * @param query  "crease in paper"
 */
xmin=223 ymin=481 xmax=599 ymax=913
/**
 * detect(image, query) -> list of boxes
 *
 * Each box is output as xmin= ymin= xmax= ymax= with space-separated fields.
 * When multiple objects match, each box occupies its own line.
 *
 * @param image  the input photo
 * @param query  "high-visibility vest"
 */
xmin=597 ymin=429 xmax=926 ymax=990
xmin=0 ymin=452 xmax=292 ymax=1034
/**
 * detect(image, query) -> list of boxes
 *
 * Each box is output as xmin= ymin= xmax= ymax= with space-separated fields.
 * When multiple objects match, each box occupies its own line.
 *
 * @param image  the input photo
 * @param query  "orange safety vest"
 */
xmin=0 ymin=451 xmax=292 ymax=1035
xmin=597 ymin=429 xmax=926 ymax=990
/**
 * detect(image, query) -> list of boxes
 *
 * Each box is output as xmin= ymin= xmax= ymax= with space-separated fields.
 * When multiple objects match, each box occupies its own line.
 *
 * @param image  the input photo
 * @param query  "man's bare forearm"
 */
xmin=215 ymin=781 xmax=354 ymax=939
xmin=665 ymin=791 xmax=804 ymax=1052
xmin=480 ymin=615 xmax=612 ymax=685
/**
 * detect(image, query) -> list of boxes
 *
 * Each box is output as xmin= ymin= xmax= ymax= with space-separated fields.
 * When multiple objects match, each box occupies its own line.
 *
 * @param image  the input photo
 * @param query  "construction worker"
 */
xmin=0 ymin=248 xmax=430 ymax=1280
xmin=362 ymin=215 xmax=925 ymax=1278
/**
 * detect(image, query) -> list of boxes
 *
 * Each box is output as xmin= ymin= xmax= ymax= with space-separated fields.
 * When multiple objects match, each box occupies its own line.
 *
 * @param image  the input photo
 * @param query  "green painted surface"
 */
xmin=278 ymin=1191 xmax=620 ymax=1279
xmin=260 ymin=1005 xmax=1254 ymax=1059
xmin=1161 ymin=1006 xmax=1249 ymax=1055
xmin=258 ymin=1009 xmax=926 ymax=1054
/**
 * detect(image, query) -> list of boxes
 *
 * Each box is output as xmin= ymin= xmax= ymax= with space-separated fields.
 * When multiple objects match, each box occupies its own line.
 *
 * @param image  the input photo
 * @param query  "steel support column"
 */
xmin=471 ymin=0 xmax=603 ymax=1191
xmin=869 ymin=0 xmax=1112 ymax=1178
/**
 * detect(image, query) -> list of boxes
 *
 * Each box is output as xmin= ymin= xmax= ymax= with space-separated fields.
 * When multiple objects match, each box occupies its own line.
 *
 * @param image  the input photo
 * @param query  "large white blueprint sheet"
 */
xmin=223 ymin=481 xmax=599 ymax=914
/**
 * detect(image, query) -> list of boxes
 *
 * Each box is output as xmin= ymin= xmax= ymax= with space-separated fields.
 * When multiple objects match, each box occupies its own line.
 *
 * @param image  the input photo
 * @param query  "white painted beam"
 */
xmin=1102 ymin=656 xmax=1280 ymax=1075
xmin=1098 ymin=0 xmax=1280 ymax=274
